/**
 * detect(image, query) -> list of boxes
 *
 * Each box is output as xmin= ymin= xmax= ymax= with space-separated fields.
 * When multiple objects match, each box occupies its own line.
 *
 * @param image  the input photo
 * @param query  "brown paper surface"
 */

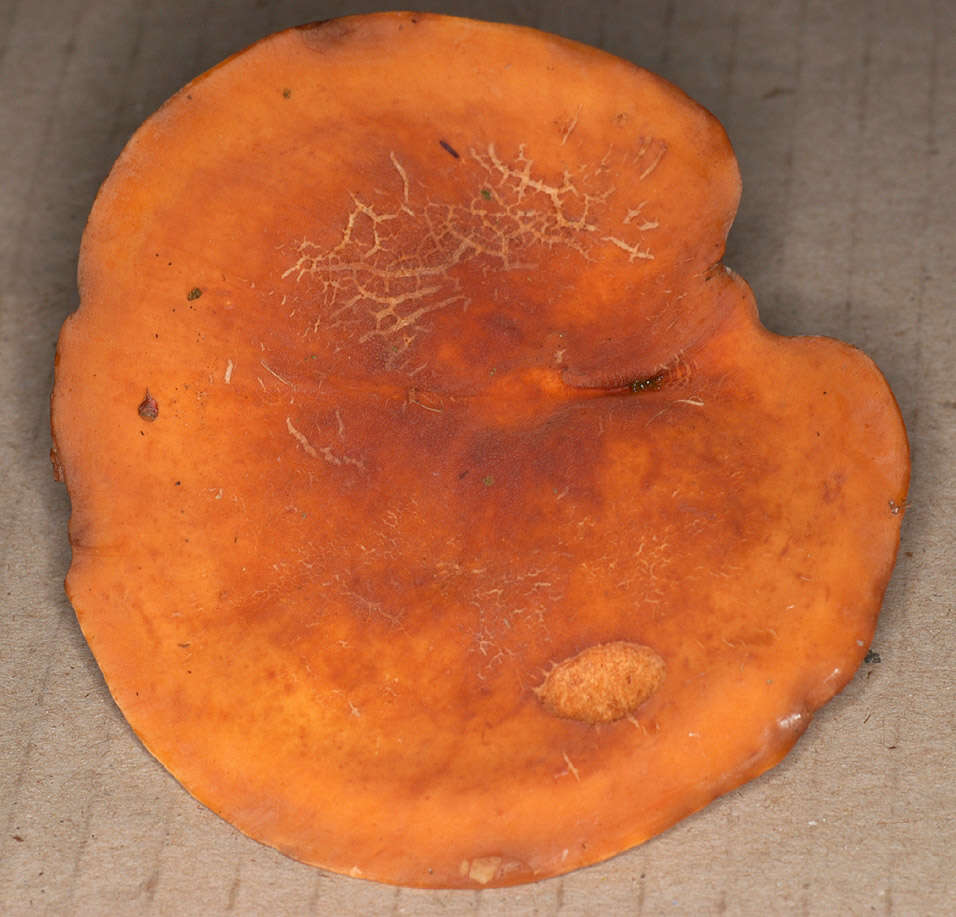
xmin=2 ymin=1 xmax=952 ymax=913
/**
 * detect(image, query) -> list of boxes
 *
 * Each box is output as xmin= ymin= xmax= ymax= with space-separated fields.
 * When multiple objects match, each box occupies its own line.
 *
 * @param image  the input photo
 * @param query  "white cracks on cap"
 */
xmin=603 ymin=234 xmax=654 ymax=262
xmin=281 ymin=142 xmax=664 ymax=367
xmin=286 ymin=414 xmax=365 ymax=471
xmin=286 ymin=416 xmax=317 ymax=457
xmin=636 ymin=136 xmax=668 ymax=181
xmin=261 ymin=360 xmax=292 ymax=387
xmin=559 ymin=750 xmax=581 ymax=782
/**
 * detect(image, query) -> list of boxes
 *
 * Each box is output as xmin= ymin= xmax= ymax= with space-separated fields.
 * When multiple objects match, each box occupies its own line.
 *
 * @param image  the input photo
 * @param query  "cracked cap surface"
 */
xmin=51 ymin=12 xmax=909 ymax=888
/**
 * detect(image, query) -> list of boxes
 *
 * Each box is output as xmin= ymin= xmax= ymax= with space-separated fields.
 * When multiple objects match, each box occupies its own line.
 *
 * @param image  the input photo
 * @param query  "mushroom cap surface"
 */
xmin=51 ymin=13 xmax=909 ymax=888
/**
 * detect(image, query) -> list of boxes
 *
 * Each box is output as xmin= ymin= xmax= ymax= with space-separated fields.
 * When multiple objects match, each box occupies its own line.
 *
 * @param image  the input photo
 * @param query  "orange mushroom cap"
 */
xmin=51 ymin=13 xmax=909 ymax=888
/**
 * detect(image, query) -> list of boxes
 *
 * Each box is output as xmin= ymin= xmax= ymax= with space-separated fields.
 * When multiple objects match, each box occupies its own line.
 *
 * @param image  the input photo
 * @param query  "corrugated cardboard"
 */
xmin=2 ymin=1 xmax=952 ymax=913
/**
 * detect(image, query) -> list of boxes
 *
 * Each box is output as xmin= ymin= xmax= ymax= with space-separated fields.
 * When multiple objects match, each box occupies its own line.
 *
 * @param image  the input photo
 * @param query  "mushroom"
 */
xmin=50 ymin=13 xmax=909 ymax=888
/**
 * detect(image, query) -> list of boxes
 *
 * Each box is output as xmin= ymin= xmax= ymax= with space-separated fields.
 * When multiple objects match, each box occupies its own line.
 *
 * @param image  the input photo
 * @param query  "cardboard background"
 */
xmin=2 ymin=1 xmax=952 ymax=913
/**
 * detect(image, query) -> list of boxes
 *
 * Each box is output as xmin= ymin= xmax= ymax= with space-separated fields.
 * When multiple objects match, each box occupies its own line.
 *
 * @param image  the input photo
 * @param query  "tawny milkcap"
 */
xmin=51 ymin=13 xmax=909 ymax=888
